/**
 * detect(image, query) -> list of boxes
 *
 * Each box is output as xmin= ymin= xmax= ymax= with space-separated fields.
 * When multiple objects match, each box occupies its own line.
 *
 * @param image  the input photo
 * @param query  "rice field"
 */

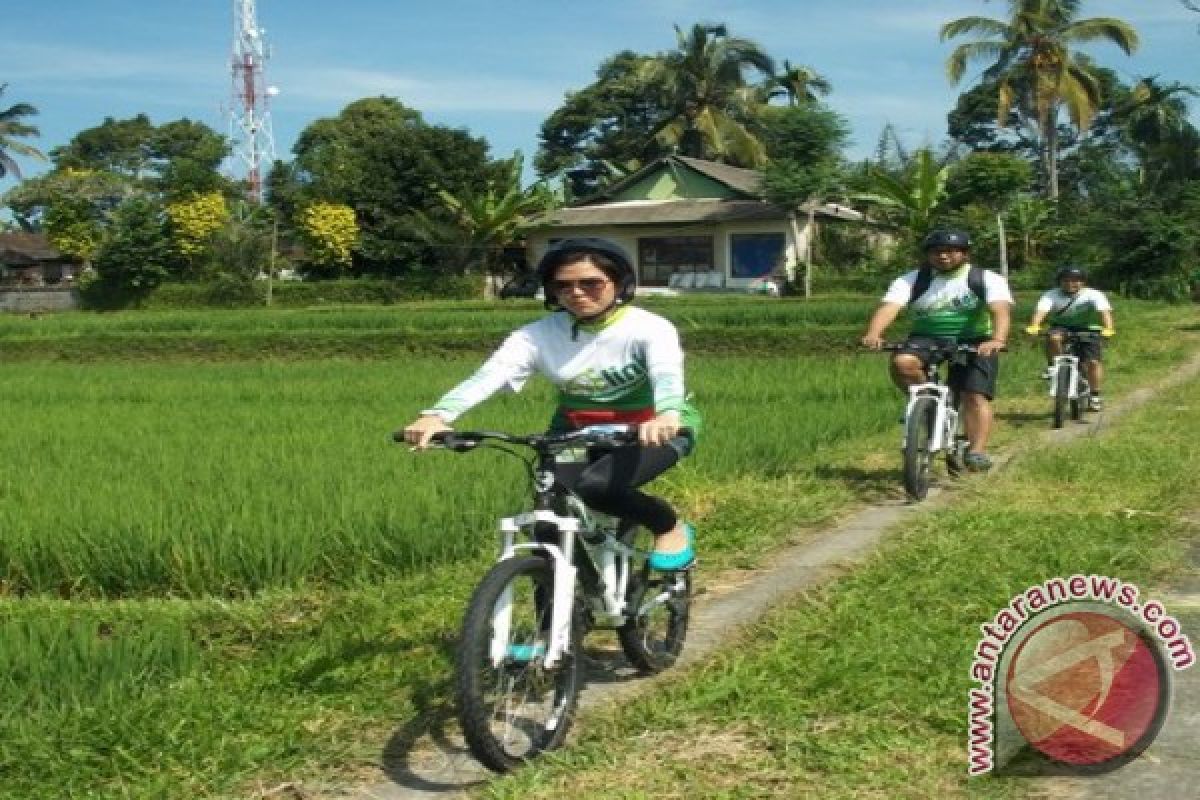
xmin=0 ymin=294 xmax=1194 ymax=798
xmin=0 ymin=352 xmax=904 ymax=597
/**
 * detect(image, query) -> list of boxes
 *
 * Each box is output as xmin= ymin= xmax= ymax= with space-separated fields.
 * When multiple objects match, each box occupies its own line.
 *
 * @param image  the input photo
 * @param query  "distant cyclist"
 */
xmin=401 ymin=238 xmax=701 ymax=571
xmin=1024 ymin=266 xmax=1115 ymax=411
xmin=860 ymin=229 xmax=1013 ymax=472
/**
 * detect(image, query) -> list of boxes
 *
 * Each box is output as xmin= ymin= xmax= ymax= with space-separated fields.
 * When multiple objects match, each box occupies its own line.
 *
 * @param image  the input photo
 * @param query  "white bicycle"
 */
xmin=398 ymin=424 xmax=692 ymax=772
xmin=881 ymin=343 xmax=984 ymax=501
xmin=1040 ymin=330 xmax=1104 ymax=428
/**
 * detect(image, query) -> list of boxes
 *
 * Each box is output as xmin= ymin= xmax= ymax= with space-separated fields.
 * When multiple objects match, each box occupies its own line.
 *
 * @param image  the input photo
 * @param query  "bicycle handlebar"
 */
xmin=872 ymin=342 xmax=1004 ymax=354
xmin=393 ymin=424 xmax=692 ymax=453
xmin=1030 ymin=329 xmax=1106 ymax=341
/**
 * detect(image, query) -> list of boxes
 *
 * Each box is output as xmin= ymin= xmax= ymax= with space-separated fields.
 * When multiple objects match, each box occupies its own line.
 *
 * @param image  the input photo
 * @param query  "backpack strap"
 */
xmin=909 ymin=267 xmax=933 ymax=304
xmin=967 ymin=266 xmax=986 ymax=305
xmin=910 ymin=265 xmax=987 ymax=305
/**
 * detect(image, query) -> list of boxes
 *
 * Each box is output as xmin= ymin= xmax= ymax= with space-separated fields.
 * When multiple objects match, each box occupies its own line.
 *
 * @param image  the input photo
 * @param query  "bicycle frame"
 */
xmin=492 ymin=500 xmax=639 ymax=670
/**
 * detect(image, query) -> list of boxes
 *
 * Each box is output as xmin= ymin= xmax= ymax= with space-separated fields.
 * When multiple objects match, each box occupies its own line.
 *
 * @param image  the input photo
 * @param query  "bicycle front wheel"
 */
xmin=903 ymin=396 xmax=937 ymax=501
xmin=1054 ymin=364 xmax=1071 ymax=429
xmin=456 ymin=555 xmax=582 ymax=772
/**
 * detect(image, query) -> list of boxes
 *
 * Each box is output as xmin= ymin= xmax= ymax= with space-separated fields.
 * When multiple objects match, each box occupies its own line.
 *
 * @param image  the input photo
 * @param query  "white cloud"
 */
xmin=274 ymin=66 xmax=566 ymax=113
xmin=0 ymin=42 xmax=214 ymax=85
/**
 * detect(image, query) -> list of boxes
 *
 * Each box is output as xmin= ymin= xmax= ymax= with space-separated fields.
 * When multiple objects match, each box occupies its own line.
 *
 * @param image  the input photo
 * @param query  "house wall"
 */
xmin=0 ymin=288 xmax=81 ymax=313
xmin=527 ymin=217 xmax=812 ymax=290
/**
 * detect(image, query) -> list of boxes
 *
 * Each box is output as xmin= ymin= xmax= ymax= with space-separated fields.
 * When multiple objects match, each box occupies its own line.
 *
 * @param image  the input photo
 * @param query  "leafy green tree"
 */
xmin=209 ymin=202 xmax=276 ymax=282
xmin=0 ymin=84 xmax=46 ymax=180
xmin=941 ymin=0 xmax=1139 ymax=198
xmin=278 ymin=96 xmax=499 ymax=274
xmin=944 ymin=151 xmax=1032 ymax=210
xmin=1004 ymin=193 xmax=1056 ymax=268
xmin=50 ymin=114 xmax=157 ymax=179
xmin=535 ymin=51 xmax=671 ymax=193
xmin=3 ymin=166 xmax=130 ymax=231
xmin=48 ymin=115 xmax=230 ymax=197
xmin=641 ymin=23 xmax=776 ymax=167
xmin=86 ymin=197 xmax=172 ymax=306
xmin=150 ymin=120 xmax=231 ymax=198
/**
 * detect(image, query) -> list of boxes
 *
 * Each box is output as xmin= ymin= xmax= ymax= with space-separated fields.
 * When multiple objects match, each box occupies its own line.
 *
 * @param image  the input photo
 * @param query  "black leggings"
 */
xmin=554 ymin=439 xmax=687 ymax=535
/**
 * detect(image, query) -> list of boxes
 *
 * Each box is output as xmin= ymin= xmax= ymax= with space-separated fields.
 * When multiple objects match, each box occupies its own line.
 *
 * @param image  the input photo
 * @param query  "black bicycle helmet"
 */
xmin=535 ymin=237 xmax=637 ymax=311
xmin=1055 ymin=266 xmax=1088 ymax=283
xmin=921 ymin=229 xmax=971 ymax=251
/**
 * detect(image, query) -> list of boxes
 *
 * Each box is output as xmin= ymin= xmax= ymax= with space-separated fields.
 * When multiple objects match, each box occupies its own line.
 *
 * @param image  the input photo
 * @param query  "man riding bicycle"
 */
xmin=402 ymin=237 xmax=701 ymax=571
xmin=860 ymin=229 xmax=1013 ymax=472
xmin=1024 ymin=266 xmax=1115 ymax=411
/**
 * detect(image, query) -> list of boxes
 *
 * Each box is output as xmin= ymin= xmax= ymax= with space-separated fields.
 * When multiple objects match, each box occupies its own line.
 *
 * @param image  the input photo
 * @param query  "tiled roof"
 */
xmin=0 ymin=232 xmax=62 ymax=264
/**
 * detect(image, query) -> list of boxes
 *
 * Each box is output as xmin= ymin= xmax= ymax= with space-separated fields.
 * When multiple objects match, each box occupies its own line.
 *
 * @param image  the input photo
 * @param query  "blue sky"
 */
xmin=3 ymin=1 xmax=1198 ymax=186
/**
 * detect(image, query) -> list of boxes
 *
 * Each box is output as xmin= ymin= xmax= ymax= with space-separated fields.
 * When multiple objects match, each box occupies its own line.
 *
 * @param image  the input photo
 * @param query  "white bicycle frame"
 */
xmin=902 ymin=382 xmax=958 ymax=453
xmin=487 ymin=473 xmax=639 ymax=670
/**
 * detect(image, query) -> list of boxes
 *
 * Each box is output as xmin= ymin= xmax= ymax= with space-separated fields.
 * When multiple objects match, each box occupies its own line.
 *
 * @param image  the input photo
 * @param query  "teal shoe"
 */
xmin=506 ymin=642 xmax=546 ymax=663
xmin=648 ymin=523 xmax=696 ymax=571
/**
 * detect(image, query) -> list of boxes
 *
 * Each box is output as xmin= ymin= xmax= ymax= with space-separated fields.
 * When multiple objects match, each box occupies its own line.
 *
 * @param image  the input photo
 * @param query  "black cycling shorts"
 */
xmin=897 ymin=336 xmax=1000 ymax=401
xmin=1048 ymin=327 xmax=1104 ymax=363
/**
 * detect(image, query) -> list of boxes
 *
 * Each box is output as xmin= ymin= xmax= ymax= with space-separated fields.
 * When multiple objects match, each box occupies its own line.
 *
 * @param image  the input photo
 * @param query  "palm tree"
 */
xmin=1115 ymin=76 xmax=1199 ymax=186
xmin=768 ymin=60 xmax=832 ymax=107
xmin=641 ymin=23 xmax=776 ymax=167
xmin=1118 ymin=76 xmax=1197 ymax=146
xmin=410 ymin=153 xmax=558 ymax=278
xmin=0 ymin=84 xmax=47 ymax=180
xmin=941 ymin=0 xmax=1139 ymax=199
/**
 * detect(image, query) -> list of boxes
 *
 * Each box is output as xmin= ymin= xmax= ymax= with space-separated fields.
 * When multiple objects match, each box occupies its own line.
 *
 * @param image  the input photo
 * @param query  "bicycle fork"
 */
xmin=1049 ymin=355 xmax=1082 ymax=398
xmin=490 ymin=510 xmax=579 ymax=670
xmin=902 ymin=383 xmax=953 ymax=452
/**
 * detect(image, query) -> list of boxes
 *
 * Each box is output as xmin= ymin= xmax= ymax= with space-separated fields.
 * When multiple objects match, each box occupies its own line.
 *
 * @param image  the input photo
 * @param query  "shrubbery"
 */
xmin=135 ymin=275 xmax=481 ymax=310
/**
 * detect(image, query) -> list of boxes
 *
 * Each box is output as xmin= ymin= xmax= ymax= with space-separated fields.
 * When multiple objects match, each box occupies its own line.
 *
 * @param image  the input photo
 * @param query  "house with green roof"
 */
xmin=527 ymin=155 xmax=865 ymax=291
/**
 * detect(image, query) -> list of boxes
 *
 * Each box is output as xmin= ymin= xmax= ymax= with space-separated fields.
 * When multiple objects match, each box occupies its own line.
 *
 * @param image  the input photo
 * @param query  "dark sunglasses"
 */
xmin=551 ymin=277 xmax=610 ymax=294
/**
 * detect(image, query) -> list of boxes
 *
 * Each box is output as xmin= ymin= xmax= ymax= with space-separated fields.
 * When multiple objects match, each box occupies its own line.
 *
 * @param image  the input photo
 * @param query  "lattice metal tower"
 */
xmin=229 ymin=0 xmax=277 ymax=202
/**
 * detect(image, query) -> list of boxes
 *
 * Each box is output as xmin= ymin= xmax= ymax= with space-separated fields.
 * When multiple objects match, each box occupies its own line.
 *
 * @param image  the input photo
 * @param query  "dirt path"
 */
xmin=324 ymin=350 xmax=1200 ymax=800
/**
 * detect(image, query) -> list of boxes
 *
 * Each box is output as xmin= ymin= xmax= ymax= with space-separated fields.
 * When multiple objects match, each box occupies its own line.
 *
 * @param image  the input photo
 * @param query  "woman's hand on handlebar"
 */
xmin=639 ymin=412 xmax=681 ymax=447
xmin=401 ymin=414 xmax=452 ymax=450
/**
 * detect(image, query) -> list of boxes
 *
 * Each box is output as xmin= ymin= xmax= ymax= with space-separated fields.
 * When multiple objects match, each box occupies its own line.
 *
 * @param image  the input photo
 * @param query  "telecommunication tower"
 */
xmin=229 ymin=0 xmax=278 ymax=202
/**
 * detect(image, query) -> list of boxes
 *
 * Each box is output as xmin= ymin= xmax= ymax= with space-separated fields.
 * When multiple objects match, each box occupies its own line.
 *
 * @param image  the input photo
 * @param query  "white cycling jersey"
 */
xmin=424 ymin=306 xmax=700 ymax=432
xmin=1036 ymin=287 xmax=1111 ymax=330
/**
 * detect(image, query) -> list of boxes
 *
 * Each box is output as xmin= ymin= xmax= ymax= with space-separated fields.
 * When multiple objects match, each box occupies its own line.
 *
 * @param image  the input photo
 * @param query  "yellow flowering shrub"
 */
xmin=166 ymin=192 xmax=229 ymax=258
xmin=298 ymin=202 xmax=358 ymax=268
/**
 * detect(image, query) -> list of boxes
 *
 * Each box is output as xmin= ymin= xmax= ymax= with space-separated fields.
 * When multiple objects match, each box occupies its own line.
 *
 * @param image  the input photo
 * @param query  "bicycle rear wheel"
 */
xmin=903 ymin=396 xmax=937 ymax=501
xmin=618 ymin=566 xmax=691 ymax=673
xmin=456 ymin=555 xmax=582 ymax=772
xmin=1054 ymin=364 xmax=1070 ymax=429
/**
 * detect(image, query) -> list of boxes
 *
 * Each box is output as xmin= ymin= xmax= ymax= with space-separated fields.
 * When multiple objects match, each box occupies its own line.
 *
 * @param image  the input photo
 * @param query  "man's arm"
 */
xmin=978 ymin=301 xmax=1010 ymax=356
xmin=861 ymin=303 xmax=904 ymax=349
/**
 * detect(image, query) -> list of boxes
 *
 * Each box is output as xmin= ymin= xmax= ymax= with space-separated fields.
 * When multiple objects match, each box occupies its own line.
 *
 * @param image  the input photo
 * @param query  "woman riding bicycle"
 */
xmin=402 ymin=237 xmax=701 ymax=571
